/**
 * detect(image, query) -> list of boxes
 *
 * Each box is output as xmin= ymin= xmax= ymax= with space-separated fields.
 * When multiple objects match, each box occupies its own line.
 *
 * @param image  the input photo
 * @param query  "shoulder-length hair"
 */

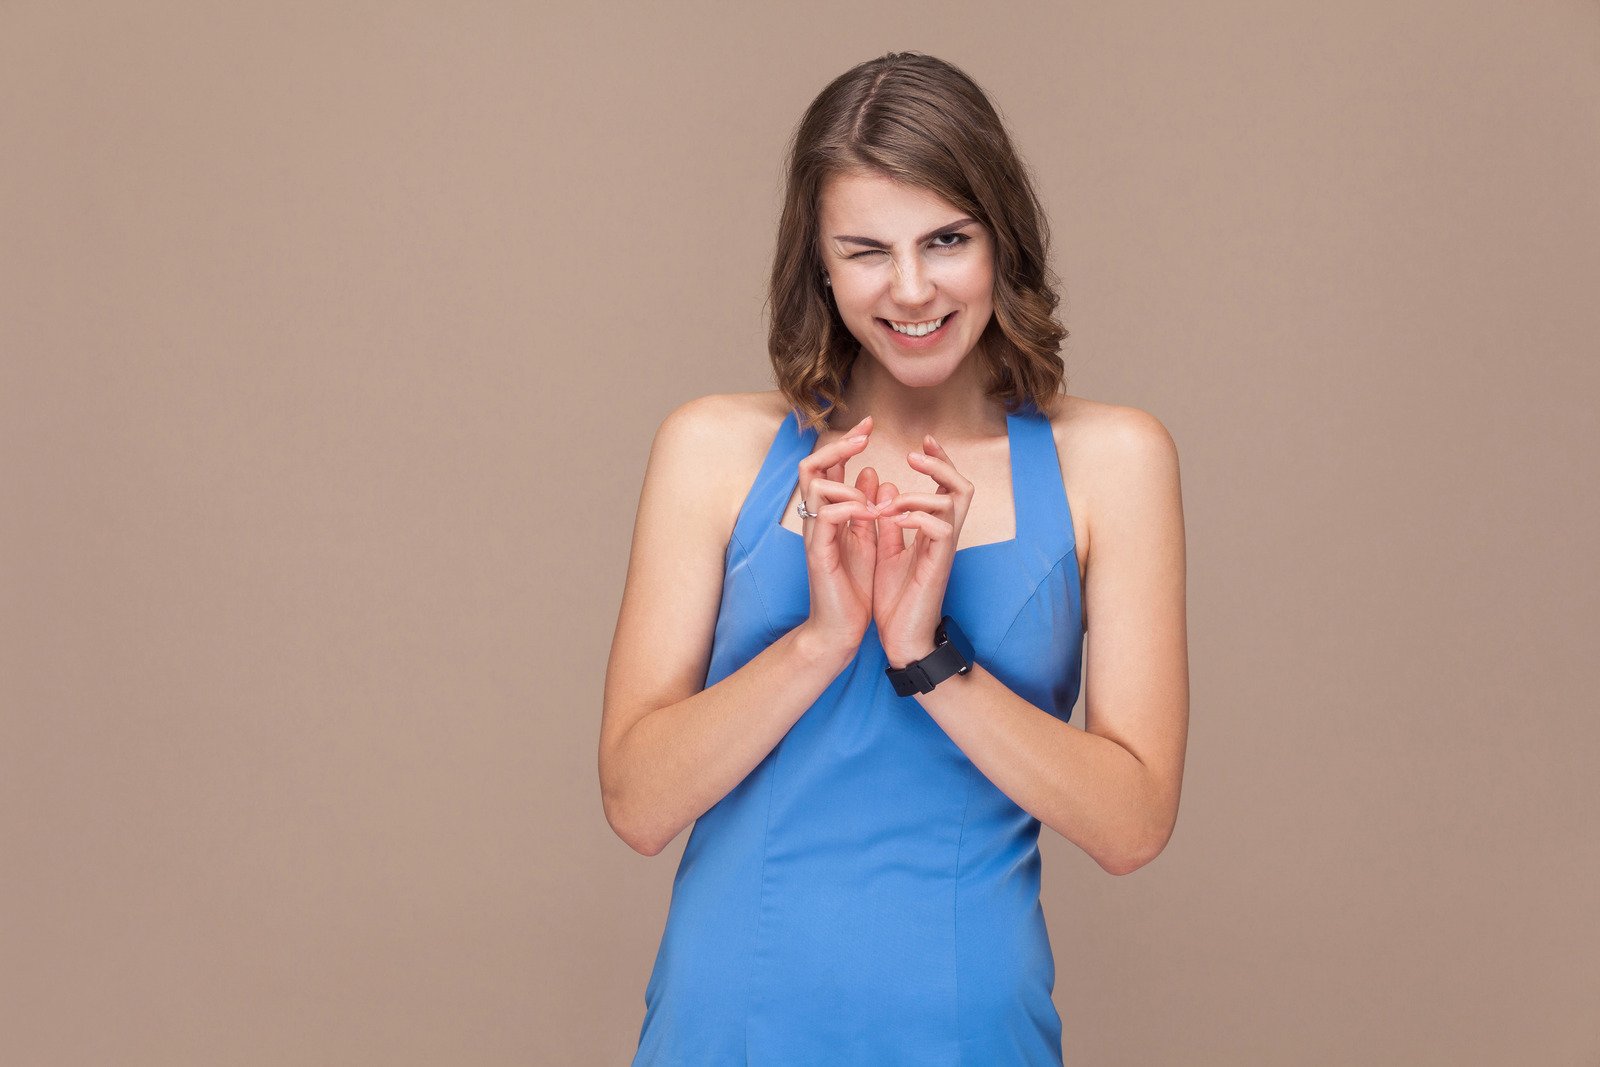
xmin=768 ymin=51 xmax=1069 ymax=433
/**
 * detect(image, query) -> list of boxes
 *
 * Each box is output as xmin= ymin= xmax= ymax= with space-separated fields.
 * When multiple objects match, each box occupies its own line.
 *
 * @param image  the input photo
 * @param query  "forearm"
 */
xmin=911 ymin=662 xmax=1161 ymax=875
xmin=605 ymin=623 xmax=855 ymax=856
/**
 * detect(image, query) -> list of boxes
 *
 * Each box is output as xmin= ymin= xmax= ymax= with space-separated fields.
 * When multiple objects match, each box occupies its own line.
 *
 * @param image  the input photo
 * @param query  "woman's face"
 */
xmin=816 ymin=169 xmax=995 ymax=386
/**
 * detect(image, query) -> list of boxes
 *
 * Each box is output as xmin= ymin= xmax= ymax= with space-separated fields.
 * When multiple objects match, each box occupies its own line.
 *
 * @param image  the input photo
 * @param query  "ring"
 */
xmin=796 ymin=500 xmax=820 ymax=520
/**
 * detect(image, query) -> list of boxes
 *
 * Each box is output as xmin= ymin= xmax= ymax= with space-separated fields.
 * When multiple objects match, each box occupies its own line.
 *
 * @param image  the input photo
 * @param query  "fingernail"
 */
xmin=847 ymin=434 xmax=868 ymax=444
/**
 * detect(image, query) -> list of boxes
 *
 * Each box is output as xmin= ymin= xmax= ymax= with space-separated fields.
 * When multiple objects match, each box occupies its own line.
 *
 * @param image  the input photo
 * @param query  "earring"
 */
xmin=822 ymin=274 xmax=832 ymax=287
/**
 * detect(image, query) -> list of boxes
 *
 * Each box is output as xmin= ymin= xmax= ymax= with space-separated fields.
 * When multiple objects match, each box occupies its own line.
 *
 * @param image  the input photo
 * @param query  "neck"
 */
xmin=827 ymin=347 xmax=1006 ymax=449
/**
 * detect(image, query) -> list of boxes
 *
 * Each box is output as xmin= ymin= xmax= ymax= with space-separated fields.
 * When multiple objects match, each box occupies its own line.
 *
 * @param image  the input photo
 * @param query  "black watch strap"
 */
xmin=885 ymin=615 xmax=975 ymax=697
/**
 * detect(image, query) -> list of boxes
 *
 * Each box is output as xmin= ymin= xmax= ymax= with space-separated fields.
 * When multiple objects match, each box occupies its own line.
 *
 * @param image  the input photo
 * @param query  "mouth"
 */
xmin=877 ymin=311 xmax=956 ymax=346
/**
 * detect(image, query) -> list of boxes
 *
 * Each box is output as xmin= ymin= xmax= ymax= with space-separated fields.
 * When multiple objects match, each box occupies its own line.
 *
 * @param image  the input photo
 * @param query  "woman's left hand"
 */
xmin=869 ymin=434 xmax=974 ymax=667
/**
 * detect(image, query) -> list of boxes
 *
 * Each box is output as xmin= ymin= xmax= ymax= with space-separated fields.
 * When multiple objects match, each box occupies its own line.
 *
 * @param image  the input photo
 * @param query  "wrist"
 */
xmin=883 ymin=615 xmax=976 ymax=698
xmin=885 ymin=637 xmax=937 ymax=671
xmin=793 ymin=622 xmax=862 ymax=671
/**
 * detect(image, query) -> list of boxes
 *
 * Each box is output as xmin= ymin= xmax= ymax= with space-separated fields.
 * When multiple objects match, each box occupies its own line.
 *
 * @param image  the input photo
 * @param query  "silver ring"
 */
xmin=796 ymin=500 xmax=820 ymax=520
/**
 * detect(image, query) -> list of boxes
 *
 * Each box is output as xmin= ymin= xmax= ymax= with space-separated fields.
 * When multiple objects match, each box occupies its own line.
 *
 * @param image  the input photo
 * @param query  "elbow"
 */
xmin=599 ymin=763 xmax=658 ymax=856
xmin=630 ymin=822 xmax=668 ymax=857
xmin=606 ymin=806 xmax=665 ymax=857
xmin=601 ymin=781 xmax=676 ymax=857
xmin=1103 ymin=822 xmax=1175 ymax=877
xmin=600 ymin=738 xmax=665 ymax=857
xmin=627 ymin=832 xmax=667 ymax=858
xmin=1104 ymin=779 xmax=1180 ymax=875
xmin=602 ymin=793 xmax=666 ymax=857
xmin=1107 ymin=844 xmax=1158 ymax=876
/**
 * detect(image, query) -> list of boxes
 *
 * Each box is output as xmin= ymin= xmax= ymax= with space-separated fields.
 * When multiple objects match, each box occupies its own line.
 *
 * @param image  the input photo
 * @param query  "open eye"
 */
xmin=849 ymin=233 xmax=970 ymax=259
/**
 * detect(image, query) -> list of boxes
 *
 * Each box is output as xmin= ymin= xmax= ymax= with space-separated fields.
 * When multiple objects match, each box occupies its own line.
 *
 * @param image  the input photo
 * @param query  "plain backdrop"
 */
xmin=3 ymin=2 xmax=1597 ymax=1064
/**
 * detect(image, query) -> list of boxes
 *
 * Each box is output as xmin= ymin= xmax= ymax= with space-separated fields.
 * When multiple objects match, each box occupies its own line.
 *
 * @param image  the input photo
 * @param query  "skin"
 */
xmin=806 ymin=167 xmax=1004 ymax=665
xmin=600 ymin=167 xmax=1189 ymax=874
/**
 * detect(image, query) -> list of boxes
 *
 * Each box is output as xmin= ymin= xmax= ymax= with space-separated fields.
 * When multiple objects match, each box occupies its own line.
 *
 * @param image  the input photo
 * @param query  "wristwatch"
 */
xmin=885 ymin=615 xmax=975 ymax=697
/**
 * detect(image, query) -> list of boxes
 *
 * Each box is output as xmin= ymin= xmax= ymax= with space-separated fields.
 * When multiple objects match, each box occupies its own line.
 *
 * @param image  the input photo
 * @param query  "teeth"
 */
xmin=888 ymin=314 xmax=948 ymax=337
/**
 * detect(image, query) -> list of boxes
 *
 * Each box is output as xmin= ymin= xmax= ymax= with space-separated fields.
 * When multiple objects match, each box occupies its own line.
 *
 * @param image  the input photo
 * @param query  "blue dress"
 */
xmin=632 ymin=397 xmax=1085 ymax=1066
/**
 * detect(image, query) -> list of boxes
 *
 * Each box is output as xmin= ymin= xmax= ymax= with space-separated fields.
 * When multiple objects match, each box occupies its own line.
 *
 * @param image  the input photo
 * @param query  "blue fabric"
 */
xmin=632 ymin=398 xmax=1085 ymax=1066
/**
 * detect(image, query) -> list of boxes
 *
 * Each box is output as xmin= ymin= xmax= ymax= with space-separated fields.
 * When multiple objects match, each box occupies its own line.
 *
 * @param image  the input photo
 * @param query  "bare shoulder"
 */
xmin=1048 ymin=393 xmax=1178 ymax=465
xmin=602 ymin=391 xmax=778 ymax=749
xmin=657 ymin=390 xmax=753 ymax=437
xmin=653 ymin=390 xmax=780 ymax=459
xmin=1043 ymin=393 xmax=1182 ymax=567
xmin=654 ymin=389 xmax=791 ymax=537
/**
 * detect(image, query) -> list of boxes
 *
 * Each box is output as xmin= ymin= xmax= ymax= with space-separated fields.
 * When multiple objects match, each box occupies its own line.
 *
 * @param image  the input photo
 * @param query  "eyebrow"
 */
xmin=830 ymin=217 xmax=980 ymax=249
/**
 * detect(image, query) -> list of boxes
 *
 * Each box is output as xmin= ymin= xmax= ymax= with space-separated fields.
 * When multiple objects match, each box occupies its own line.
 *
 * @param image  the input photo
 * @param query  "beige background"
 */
xmin=3 ymin=2 xmax=1597 ymax=1064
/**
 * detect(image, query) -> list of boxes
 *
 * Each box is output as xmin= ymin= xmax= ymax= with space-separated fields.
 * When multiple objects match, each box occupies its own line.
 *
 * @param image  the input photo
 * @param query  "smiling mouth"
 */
xmin=878 ymin=311 xmax=955 ymax=338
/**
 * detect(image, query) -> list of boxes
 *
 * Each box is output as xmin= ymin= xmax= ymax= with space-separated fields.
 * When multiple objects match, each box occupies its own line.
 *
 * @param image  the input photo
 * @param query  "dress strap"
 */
xmin=1010 ymin=399 xmax=1077 ymax=562
xmin=731 ymin=407 xmax=816 ymax=550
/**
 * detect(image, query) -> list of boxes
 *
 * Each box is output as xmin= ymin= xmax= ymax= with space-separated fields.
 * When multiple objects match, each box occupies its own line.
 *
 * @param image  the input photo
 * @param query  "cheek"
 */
xmin=970 ymin=258 xmax=996 ymax=290
xmin=946 ymin=258 xmax=992 ymax=294
xmin=836 ymin=285 xmax=875 ymax=315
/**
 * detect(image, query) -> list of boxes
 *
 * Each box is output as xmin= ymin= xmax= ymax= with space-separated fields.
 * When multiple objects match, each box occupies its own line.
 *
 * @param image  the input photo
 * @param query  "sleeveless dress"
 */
xmin=632 ymin=397 xmax=1085 ymax=1066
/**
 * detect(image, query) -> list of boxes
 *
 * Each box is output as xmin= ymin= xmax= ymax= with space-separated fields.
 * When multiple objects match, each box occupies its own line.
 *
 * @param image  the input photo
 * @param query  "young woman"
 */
xmin=601 ymin=51 xmax=1189 ymax=1066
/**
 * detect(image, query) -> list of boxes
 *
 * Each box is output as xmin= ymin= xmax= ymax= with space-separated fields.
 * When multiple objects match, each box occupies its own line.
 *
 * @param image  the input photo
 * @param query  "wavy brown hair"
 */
xmin=767 ymin=52 xmax=1069 ymax=433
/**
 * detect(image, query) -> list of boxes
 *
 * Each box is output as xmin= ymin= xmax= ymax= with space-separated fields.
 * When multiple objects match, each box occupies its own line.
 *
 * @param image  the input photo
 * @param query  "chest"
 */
xmin=775 ymin=431 xmax=1090 ymax=587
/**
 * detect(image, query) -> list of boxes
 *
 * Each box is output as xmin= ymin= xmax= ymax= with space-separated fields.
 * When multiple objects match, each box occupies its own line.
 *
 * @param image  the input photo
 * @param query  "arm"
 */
xmin=598 ymin=396 xmax=855 ymax=857
xmin=909 ymin=406 xmax=1189 ymax=875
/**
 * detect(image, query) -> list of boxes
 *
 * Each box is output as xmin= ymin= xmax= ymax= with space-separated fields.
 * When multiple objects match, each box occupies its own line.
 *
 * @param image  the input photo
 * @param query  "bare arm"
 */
xmin=598 ymin=396 xmax=853 ymax=856
xmin=605 ymin=621 xmax=851 ymax=856
xmin=862 ymin=404 xmax=1188 ymax=875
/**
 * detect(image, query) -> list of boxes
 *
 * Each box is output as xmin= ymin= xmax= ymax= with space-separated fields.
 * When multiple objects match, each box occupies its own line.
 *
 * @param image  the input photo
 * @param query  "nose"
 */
xmin=889 ymin=253 xmax=935 ymax=309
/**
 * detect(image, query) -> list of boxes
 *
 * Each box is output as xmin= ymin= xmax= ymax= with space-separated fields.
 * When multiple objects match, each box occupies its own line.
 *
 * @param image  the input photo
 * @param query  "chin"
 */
xmin=885 ymin=357 xmax=963 ymax=387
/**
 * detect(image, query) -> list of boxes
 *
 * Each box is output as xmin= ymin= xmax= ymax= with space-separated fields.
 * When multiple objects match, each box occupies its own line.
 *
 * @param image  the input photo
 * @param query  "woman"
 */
xmin=601 ymin=51 xmax=1189 ymax=1066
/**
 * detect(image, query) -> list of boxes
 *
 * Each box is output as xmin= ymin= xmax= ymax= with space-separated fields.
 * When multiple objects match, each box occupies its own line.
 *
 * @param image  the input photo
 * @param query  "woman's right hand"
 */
xmin=797 ymin=414 xmax=881 ymax=659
